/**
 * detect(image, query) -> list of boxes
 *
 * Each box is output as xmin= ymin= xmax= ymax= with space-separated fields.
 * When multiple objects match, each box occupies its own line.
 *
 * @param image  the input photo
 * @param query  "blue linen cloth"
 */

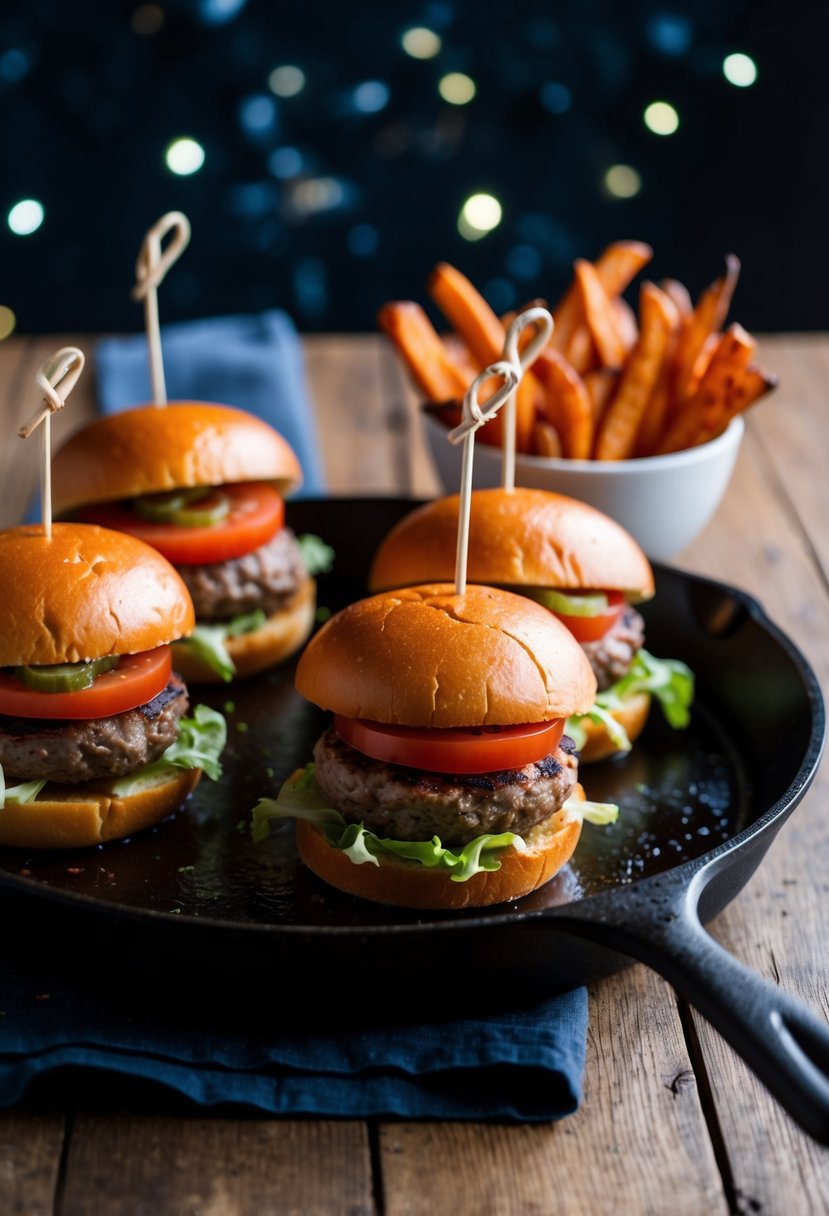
xmin=94 ymin=310 xmax=325 ymax=496
xmin=0 ymin=935 xmax=587 ymax=1120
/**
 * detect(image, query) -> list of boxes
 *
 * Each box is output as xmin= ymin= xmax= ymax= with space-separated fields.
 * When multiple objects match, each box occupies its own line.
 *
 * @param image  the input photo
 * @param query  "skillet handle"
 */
xmin=551 ymin=881 xmax=829 ymax=1144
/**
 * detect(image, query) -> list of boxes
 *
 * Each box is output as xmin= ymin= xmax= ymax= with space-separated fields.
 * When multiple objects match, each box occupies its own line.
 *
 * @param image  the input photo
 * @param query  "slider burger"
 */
xmin=369 ymin=489 xmax=693 ymax=762
xmin=51 ymin=402 xmax=322 ymax=683
xmin=0 ymin=523 xmax=225 ymax=849
xmin=252 ymin=583 xmax=617 ymax=909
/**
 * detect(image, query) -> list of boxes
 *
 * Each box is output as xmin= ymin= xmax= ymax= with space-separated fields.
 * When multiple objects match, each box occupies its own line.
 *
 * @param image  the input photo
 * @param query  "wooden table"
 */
xmin=0 ymin=333 xmax=827 ymax=1214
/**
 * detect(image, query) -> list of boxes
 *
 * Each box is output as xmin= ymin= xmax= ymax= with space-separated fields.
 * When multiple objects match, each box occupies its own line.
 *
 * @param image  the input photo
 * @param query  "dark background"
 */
xmin=0 ymin=0 xmax=825 ymax=336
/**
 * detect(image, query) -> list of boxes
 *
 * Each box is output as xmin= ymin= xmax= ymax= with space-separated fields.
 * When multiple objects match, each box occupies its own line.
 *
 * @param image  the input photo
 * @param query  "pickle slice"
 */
xmin=15 ymin=655 xmax=120 ymax=693
xmin=133 ymin=487 xmax=230 ymax=527
xmin=528 ymin=589 xmax=610 ymax=617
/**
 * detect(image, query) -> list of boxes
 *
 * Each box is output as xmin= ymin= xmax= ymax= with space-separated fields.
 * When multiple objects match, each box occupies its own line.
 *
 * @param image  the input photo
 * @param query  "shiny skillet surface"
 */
xmin=0 ymin=498 xmax=814 ymax=934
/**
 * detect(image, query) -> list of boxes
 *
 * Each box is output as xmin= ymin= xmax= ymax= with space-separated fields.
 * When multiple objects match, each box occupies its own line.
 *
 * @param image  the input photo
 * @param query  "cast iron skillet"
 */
xmin=0 ymin=498 xmax=827 ymax=1141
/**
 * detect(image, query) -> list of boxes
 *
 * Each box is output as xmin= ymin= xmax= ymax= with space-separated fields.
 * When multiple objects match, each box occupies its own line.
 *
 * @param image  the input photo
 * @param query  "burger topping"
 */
xmin=0 ymin=648 xmax=173 ymax=721
xmin=14 ymin=655 xmax=120 ymax=694
xmin=581 ymin=605 xmax=646 ymax=690
xmin=524 ymin=588 xmax=626 ymax=644
xmin=567 ymin=648 xmax=695 ymax=753
xmin=133 ymin=487 xmax=231 ymax=528
xmin=178 ymin=527 xmax=307 ymax=621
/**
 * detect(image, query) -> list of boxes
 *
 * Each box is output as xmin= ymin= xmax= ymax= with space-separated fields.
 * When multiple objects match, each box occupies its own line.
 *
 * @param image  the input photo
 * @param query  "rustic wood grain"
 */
xmin=60 ymin=1114 xmax=374 ymax=1216
xmin=0 ymin=1108 xmax=65 ymax=1215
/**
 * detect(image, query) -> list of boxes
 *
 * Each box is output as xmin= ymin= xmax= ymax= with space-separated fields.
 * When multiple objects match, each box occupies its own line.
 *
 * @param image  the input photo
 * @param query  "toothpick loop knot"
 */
xmin=131 ymin=211 xmax=191 ymax=301
xmin=447 ymin=361 xmax=519 ymax=444
xmin=19 ymin=347 xmax=86 ymax=439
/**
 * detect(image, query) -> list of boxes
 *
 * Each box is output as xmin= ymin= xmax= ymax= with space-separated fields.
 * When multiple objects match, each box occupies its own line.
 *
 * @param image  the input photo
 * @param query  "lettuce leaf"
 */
xmin=110 ymin=705 xmax=227 ymax=795
xmin=174 ymin=610 xmax=267 ymax=682
xmin=297 ymin=533 xmax=335 ymax=576
xmin=252 ymin=765 xmax=618 ymax=883
xmin=567 ymin=648 xmax=694 ymax=753
xmin=0 ymin=763 xmax=47 ymax=810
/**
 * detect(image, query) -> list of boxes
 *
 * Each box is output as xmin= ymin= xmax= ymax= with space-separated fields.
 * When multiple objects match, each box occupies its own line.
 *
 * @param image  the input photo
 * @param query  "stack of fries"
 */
xmin=378 ymin=243 xmax=777 ymax=461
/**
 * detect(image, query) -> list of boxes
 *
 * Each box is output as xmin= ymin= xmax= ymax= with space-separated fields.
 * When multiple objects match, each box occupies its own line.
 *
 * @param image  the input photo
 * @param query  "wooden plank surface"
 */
xmin=0 ymin=333 xmax=826 ymax=1214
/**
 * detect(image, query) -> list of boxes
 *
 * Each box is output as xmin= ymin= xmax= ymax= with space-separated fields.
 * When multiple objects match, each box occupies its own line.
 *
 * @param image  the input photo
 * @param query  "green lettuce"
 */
xmin=110 ymin=705 xmax=227 ymax=795
xmin=252 ymin=764 xmax=618 ymax=883
xmin=0 ymin=764 xmax=47 ymax=811
xmin=567 ymin=648 xmax=694 ymax=753
xmin=174 ymin=610 xmax=267 ymax=682
xmin=297 ymin=533 xmax=335 ymax=576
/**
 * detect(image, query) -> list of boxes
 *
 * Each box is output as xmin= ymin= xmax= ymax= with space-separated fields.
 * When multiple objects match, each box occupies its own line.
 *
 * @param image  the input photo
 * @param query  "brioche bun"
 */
xmin=578 ymin=691 xmax=652 ymax=763
xmin=296 ymin=787 xmax=585 ymax=909
xmin=369 ymin=487 xmax=654 ymax=601
xmin=172 ymin=576 xmax=317 ymax=683
xmin=0 ymin=523 xmax=195 ymax=666
xmin=0 ymin=768 xmax=200 ymax=850
xmin=51 ymin=401 xmax=302 ymax=514
xmin=295 ymin=583 xmax=596 ymax=727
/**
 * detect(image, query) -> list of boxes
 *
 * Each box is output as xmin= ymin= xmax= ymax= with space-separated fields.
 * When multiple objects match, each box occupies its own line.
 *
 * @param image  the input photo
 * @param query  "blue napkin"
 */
xmin=94 ymin=310 xmax=325 ymax=496
xmin=0 ymin=933 xmax=586 ymax=1120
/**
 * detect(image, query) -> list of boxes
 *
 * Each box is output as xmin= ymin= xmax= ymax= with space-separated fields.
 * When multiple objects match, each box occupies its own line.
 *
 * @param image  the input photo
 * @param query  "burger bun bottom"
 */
xmin=0 ymin=767 xmax=201 ymax=850
xmin=172 ymin=576 xmax=316 ymax=684
xmin=296 ymin=788 xmax=587 ymax=909
xmin=577 ymin=691 xmax=651 ymax=764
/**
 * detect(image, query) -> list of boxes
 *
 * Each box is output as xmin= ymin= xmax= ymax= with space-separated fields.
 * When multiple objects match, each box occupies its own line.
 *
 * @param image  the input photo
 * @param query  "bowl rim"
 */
xmin=422 ymin=411 xmax=745 ymax=473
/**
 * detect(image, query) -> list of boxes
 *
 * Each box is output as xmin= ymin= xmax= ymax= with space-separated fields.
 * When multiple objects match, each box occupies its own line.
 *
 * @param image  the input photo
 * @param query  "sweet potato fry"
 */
xmin=583 ymin=369 xmax=619 ymax=427
xmin=574 ymin=260 xmax=627 ymax=371
xmin=594 ymin=283 xmax=679 ymax=460
xmin=659 ymin=278 xmax=692 ymax=317
xmin=377 ymin=301 xmax=470 ymax=403
xmin=550 ymin=241 xmax=653 ymax=354
xmin=632 ymin=285 xmax=682 ymax=455
xmin=722 ymin=364 xmax=778 ymax=423
xmin=533 ymin=419 xmax=563 ymax=458
xmin=673 ymin=254 xmax=741 ymax=403
xmin=613 ymin=296 xmax=639 ymax=351
xmin=658 ymin=324 xmax=756 ymax=453
xmin=533 ymin=350 xmax=593 ymax=459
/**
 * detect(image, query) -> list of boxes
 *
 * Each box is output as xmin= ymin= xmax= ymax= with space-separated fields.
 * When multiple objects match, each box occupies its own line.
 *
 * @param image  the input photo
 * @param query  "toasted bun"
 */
xmin=296 ymin=583 xmax=596 ymax=726
xmin=577 ymin=691 xmax=652 ymax=764
xmin=0 ymin=768 xmax=200 ymax=850
xmin=172 ymin=576 xmax=316 ymax=684
xmin=370 ymin=488 xmax=654 ymax=601
xmin=52 ymin=401 xmax=302 ymax=514
xmin=0 ymin=523 xmax=195 ymax=666
xmin=296 ymin=794 xmax=584 ymax=909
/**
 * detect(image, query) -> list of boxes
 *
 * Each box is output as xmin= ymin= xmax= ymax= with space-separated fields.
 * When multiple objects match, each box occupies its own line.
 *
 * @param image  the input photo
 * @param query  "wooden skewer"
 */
xmin=447 ymin=361 xmax=518 ymax=595
xmin=131 ymin=211 xmax=191 ymax=406
xmin=500 ymin=306 xmax=554 ymax=492
xmin=18 ymin=346 xmax=86 ymax=539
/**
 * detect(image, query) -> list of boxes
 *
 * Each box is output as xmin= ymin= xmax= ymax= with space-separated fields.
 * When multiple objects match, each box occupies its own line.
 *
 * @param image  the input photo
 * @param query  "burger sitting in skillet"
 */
xmin=253 ymin=583 xmax=618 ymax=909
xmin=368 ymin=488 xmax=693 ymax=762
xmin=0 ymin=522 xmax=225 ymax=849
xmin=50 ymin=402 xmax=330 ymax=683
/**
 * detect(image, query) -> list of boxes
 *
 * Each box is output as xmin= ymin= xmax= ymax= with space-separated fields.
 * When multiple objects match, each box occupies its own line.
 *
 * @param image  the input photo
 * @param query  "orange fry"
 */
xmin=613 ymin=296 xmax=639 ymax=351
xmin=594 ymin=282 xmax=679 ymax=460
xmin=658 ymin=324 xmax=756 ymax=453
xmin=377 ymin=301 xmax=469 ymax=403
xmin=550 ymin=241 xmax=652 ymax=355
xmin=583 ymin=369 xmax=619 ymax=427
xmin=673 ymin=254 xmax=741 ymax=403
xmin=633 ymin=285 xmax=682 ymax=455
xmin=533 ymin=350 xmax=593 ymax=459
xmin=660 ymin=278 xmax=692 ymax=317
xmin=719 ymin=364 xmax=778 ymax=426
xmin=533 ymin=419 xmax=563 ymax=458
xmin=573 ymin=260 xmax=627 ymax=371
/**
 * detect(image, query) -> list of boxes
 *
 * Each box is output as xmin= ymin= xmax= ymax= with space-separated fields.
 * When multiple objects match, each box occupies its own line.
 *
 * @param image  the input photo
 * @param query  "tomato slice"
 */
xmin=334 ymin=715 xmax=565 ymax=775
xmin=0 ymin=648 xmax=172 ymax=720
xmin=551 ymin=590 xmax=625 ymax=644
xmin=75 ymin=483 xmax=284 ymax=565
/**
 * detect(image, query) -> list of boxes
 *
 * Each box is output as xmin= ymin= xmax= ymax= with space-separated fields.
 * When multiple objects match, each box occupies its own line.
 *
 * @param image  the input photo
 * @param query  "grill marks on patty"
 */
xmin=0 ymin=675 xmax=189 ymax=784
xmin=313 ymin=725 xmax=578 ymax=846
xmin=178 ymin=527 xmax=306 ymax=621
xmin=582 ymin=605 xmax=645 ymax=690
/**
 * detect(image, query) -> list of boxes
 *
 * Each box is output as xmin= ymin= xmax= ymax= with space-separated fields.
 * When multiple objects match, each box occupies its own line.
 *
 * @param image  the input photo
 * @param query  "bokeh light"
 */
xmin=0 ymin=306 xmax=16 ymax=340
xmin=439 ymin=72 xmax=476 ymax=105
xmin=347 ymin=223 xmax=379 ymax=257
xmin=540 ymin=81 xmax=571 ymax=115
xmin=239 ymin=94 xmax=277 ymax=136
xmin=7 ymin=199 xmax=44 ymax=235
xmin=269 ymin=65 xmax=305 ymax=97
xmin=401 ymin=27 xmax=441 ymax=59
xmin=198 ymin=0 xmax=247 ymax=25
xmin=604 ymin=164 xmax=642 ymax=198
xmin=268 ymin=146 xmax=304 ymax=179
xmin=0 ymin=48 xmax=32 ymax=83
xmin=645 ymin=14 xmax=692 ymax=56
xmin=458 ymin=193 xmax=502 ymax=240
xmin=643 ymin=100 xmax=679 ymax=135
xmin=723 ymin=53 xmax=757 ymax=87
xmin=352 ymin=81 xmax=389 ymax=113
xmin=165 ymin=138 xmax=206 ymax=175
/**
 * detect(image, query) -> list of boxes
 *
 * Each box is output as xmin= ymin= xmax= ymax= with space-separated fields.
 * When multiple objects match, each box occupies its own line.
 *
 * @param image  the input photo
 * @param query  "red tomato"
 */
xmin=334 ymin=715 xmax=565 ymax=775
xmin=75 ymin=483 xmax=283 ymax=566
xmin=0 ymin=648 xmax=172 ymax=720
xmin=551 ymin=590 xmax=625 ymax=644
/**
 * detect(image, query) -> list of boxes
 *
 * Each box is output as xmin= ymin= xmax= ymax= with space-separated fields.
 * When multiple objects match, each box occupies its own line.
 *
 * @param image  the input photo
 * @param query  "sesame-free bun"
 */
xmin=296 ymin=791 xmax=585 ymax=909
xmin=578 ymin=691 xmax=652 ymax=764
xmin=370 ymin=488 xmax=655 ymax=601
xmin=0 ymin=768 xmax=200 ymax=850
xmin=295 ymin=583 xmax=596 ymax=727
xmin=171 ymin=576 xmax=316 ymax=684
xmin=0 ymin=523 xmax=195 ymax=666
xmin=52 ymin=401 xmax=302 ymax=514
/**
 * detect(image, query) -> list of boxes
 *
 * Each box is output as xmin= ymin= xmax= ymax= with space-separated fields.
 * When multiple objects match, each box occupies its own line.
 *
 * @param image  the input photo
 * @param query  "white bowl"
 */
xmin=422 ymin=411 xmax=745 ymax=562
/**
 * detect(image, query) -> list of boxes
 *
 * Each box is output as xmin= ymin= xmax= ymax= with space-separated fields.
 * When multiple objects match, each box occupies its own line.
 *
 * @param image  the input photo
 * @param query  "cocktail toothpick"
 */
xmin=448 ymin=361 xmax=519 ymax=595
xmin=18 ymin=346 xmax=85 ymax=540
xmin=131 ymin=211 xmax=191 ymax=406
xmin=500 ymin=306 xmax=554 ymax=492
